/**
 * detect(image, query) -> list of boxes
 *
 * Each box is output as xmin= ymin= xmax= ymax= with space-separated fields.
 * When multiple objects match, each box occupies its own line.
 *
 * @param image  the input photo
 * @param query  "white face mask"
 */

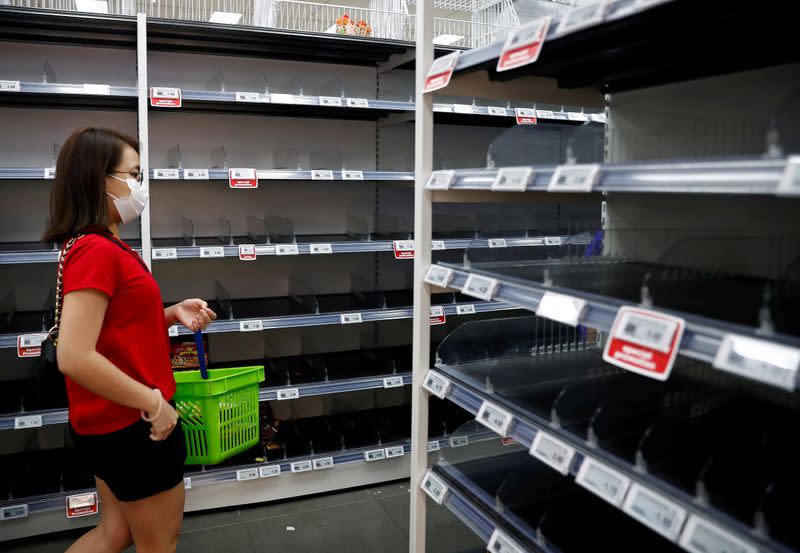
xmin=107 ymin=174 xmax=148 ymax=224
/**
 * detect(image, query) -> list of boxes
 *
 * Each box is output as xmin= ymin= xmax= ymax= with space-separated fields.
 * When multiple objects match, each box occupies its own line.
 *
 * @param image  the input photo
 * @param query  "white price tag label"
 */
xmin=168 ymin=326 xmax=179 ymax=337
xmin=153 ymin=248 xmax=178 ymax=260
xmin=270 ymin=93 xmax=294 ymax=104
xmin=82 ymin=83 xmax=110 ymax=95
xmin=778 ymin=156 xmax=800 ymax=196
xmin=0 ymin=80 xmax=21 ymax=92
xmin=313 ymin=457 xmax=334 ymax=470
xmin=487 ymin=106 xmax=507 ymax=116
xmin=239 ymin=319 xmax=264 ymax=332
xmin=557 ymin=1 xmax=607 ymax=35
xmin=453 ymin=104 xmax=474 ymax=114
xmin=275 ymin=244 xmax=299 ymax=256
xmin=423 ymin=51 xmax=459 ymax=94
xmin=0 ymin=504 xmax=28 ymax=521
xmin=309 ymin=243 xmax=333 ymax=254
xmin=235 ymin=91 xmax=261 ymax=102
xmin=487 ymin=529 xmax=524 ymax=553
xmin=238 ymin=244 xmax=257 ymax=261
xmin=200 ymin=246 xmax=225 ymax=258
xmin=515 ymin=108 xmax=538 ymax=124
xmin=384 ymin=445 xmax=405 ymax=458
xmin=149 ymin=86 xmax=182 ymax=107
xmin=383 ymin=376 xmax=404 ymax=389
xmin=530 ymin=431 xmax=576 ymax=475
xmin=184 ymin=169 xmax=209 ymax=180
xmin=497 ymin=16 xmax=551 ymax=72
xmin=567 ymin=111 xmax=590 ymax=122
xmin=476 ymin=400 xmax=514 ymax=436
xmin=14 ymin=414 xmax=43 ymax=430
xmin=430 ymin=305 xmax=446 ymax=325
xmin=462 ymin=274 xmax=499 ymax=301
xmin=44 ymin=167 xmax=56 ymax=179
xmin=536 ymin=109 xmax=554 ymax=119
xmin=623 ymin=483 xmax=688 ymax=542
xmin=427 ymin=440 xmax=441 ymax=452
xmin=229 ymin=168 xmax=258 ymax=189
xmin=537 ymin=292 xmax=587 ymax=326
xmin=590 ymin=112 xmax=607 ymax=124
xmin=66 ymin=492 xmax=98 ymax=518
xmin=449 ymin=435 xmax=469 ymax=448
xmin=184 ymin=477 xmax=192 ymax=489
xmin=277 ymin=387 xmax=300 ymax=400
xmin=421 ymin=471 xmax=449 ymax=504
xmin=456 ymin=304 xmax=476 ymax=315
xmin=153 ymin=168 xmax=179 ymax=180
xmin=365 ymin=448 xmax=386 ymax=462
xmin=311 ymin=170 xmax=334 ymax=180
xmin=319 ymin=96 xmax=343 ymax=107
xmin=423 ymin=370 xmax=451 ymax=399
xmin=340 ymin=313 xmax=363 ymax=325
xmin=236 ymin=468 xmax=259 ymax=481
xmin=260 ymin=465 xmax=282 ymax=478
xmin=346 ymin=98 xmax=370 ymax=108
xmin=603 ymin=307 xmax=685 ymax=381
xmin=426 ymin=170 xmax=456 ymax=190
xmin=575 ymin=458 xmax=631 ymax=507
xmin=544 ymin=236 xmax=562 ymax=246
xmin=393 ymin=240 xmax=415 ymax=260
xmin=290 ymin=460 xmax=313 ymax=473
xmin=713 ymin=334 xmax=800 ymax=391
xmin=488 ymin=238 xmax=508 ymax=248
xmin=548 ymin=164 xmax=601 ymax=192
xmin=679 ymin=515 xmax=757 ymax=553
xmin=491 ymin=167 xmax=534 ymax=191
xmin=431 ymin=240 xmax=446 ymax=251
xmin=17 ymin=333 xmax=46 ymax=358
xmin=342 ymin=170 xmax=364 ymax=180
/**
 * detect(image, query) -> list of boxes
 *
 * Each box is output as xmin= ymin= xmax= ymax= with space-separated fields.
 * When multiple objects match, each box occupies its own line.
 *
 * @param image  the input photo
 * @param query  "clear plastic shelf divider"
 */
xmin=247 ymin=216 xmax=268 ymax=244
xmin=265 ymin=215 xmax=296 ymax=244
xmin=214 ymin=280 xmax=234 ymax=320
xmin=205 ymin=70 xmax=225 ymax=92
xmin=274 ymin=147 xmax=302 ymax=171
xmin=289 ymin=277 xmax=320 ymax=314
xmin=309 ymin=148 xmax=345 ymax=171
xmin=210 ymin=145 xmax=228 ymax=169
xmin=181 ymin=217 xmax=197 ymax=247
xmin=167 ymin=145 xmax=183 ymax=169
xmin=218 ymin=218 xmax=234 ymax=246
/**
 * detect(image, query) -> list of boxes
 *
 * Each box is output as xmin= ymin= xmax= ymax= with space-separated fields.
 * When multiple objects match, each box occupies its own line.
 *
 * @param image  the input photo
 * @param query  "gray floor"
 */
xmin=4 ymin=481 xmax=483 ymax=553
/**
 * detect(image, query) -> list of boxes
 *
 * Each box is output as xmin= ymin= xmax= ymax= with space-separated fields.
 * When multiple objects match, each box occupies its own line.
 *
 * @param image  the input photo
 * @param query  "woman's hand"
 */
xmin=148 ymin=395 xmax=179 ymax=441
xmin=168 ymin=299 xmax=217 ymax=331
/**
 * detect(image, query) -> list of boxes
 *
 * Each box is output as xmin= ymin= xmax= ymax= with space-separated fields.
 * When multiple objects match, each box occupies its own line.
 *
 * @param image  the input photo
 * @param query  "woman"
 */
xmin=43 ymin=127 xmax=217 ymax=553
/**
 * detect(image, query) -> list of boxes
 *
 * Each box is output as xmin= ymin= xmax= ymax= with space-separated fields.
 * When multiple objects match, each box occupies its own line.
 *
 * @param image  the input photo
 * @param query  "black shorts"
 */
xmin=69 ymin=416 xmax=186 ymax=502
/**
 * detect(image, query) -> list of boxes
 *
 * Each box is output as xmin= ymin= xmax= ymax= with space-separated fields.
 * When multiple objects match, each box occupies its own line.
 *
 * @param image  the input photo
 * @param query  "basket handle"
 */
xmin=194 ymin=330 xmax=209 ymax=379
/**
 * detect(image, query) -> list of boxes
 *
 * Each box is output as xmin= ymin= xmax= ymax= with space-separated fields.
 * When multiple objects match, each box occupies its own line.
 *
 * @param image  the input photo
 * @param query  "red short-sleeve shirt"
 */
xmin=62 ymin=233 xmax=175 ymax=435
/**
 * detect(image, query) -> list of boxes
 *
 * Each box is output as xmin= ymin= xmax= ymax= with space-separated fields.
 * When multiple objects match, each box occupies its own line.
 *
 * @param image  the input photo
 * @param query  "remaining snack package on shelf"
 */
xmin=170 ymin=338 xmax=208 ymax=371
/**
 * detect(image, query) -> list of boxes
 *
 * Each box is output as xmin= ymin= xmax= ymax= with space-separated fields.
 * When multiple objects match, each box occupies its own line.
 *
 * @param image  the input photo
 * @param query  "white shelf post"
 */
xmin=409 ymin=0 xmax=434 ymax=549
xmin=136 ymin=13 xmax=152 ymax=270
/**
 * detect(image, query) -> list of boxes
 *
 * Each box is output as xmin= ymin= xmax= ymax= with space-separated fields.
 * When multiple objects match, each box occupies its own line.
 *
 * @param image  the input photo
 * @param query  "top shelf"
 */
xmin=451 ymin=0 xmax=800 ymax=92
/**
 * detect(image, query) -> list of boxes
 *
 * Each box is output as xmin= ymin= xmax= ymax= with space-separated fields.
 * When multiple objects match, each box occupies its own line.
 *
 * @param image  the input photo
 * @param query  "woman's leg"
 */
xmin=65 ymin=477 xmax=133 ymax=553
xmin=121 ymin=481 xmax=185 ymax=553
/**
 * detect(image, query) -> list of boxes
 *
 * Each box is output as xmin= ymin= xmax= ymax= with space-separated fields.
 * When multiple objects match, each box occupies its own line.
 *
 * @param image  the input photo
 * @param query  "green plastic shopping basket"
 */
xmin=172 ymin=331 xmax=265 ymax=465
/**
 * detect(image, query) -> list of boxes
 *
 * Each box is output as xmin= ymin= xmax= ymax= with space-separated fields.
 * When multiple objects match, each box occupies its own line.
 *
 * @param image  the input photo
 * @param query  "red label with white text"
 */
xmin=66 ymin=493 xmax=98 ymax=519
xmin=515 ymin=108 xmax=538 ymax=125
xmin=423 ymin=52 xmax=459 ymax=94
xmin=497 ymin=17 xmax=551 ymax=72
xmin=430 ymin=306 xmax=446 ymax=325
xmin=393 ymin=240 xmax=415 ymax=260
xmin=17 ymin=334 xmax=46 ymax=358
xmin=229 ymin=168 xmax=258 ymax=189
xmin=238 ymin=244 xmax=257 ymax=261
xmin=602 ymin=306 xmax=685 ymax=381
xmin=149 ymin=87 xmax=182 ymax=108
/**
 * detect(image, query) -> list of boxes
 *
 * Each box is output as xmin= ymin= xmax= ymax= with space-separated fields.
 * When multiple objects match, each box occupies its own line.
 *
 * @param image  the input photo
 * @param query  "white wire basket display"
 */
xmin=4 ymin=0 xmax=520 ymax=47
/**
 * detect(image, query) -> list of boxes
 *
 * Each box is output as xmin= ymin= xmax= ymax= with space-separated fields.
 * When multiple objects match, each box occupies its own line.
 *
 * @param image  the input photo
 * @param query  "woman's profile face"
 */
xmin=105 ymin=145 xmax=142 ymax=223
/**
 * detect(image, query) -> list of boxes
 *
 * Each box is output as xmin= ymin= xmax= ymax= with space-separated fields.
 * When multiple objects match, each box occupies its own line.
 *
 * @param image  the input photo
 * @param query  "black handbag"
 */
xmin=41 ymin=234 xmax=83 ymax=364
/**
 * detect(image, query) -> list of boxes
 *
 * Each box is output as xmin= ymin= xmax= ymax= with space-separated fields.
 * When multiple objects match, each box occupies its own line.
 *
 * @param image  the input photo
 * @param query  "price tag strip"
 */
xmin=0 ymin=80 xmax=21 ymax=92
xmin=431 ymin=240 xmax=446 ymax=251
xmin=537 ymin=292 xmax=587 ymax=327
xmin=270 ymin=93 xmax=295 ymax=104
xmin=426 ymin=170 xmax=456 ymax=190
xmin=309 ymin=243 xmax=333 ymax=254
xmin=427 ymin=440 xmax=441 ymax=452
xmin=497 ymin=16 xmax=551 ymax=72
xmin=548 ymin=163 xmax=601 ymax=192
xmin=423 ymin=51 xmax=460 ymax=94
xmin=487 ymin=106 xmax=507 ymax=116
xmin=149 ymin=86 xmax=182 ymax=108
xmin=449 ymin=435 xmax=469 ymax=448
xmin=319 ymin=96 xmax=343 ymax=107
xmin=476 ymin=400 xmax=514 ymax=437
xmin=456 ymin=304 xmax=476 ymax=316
xmin=487 ymin=529 xmax=525 ymax=553
xmin=462 ymin=274 xmax=499 ymax=301
xmin=184 ymin=168 xmax=210 ymax=180
xmin=238 ymin=244 xmax=257 ymax=261
xmin=575 ymin=457 xmax=631 ymax=507
xmin=393 ymin=240 xmax=415 ymax=260
xmin=277 ymin=387 xmax=300 ymax=400
xmin=491 ymin=167 xmax=534 ymax=191
xmin=229 ymin=168 xmax=258 ymax=188
xmin=44 ymin=167 xmax=56 ymax=179
xmin=365 ymin=448 xmax=386 ymax=462
xmin=603 ymin=306 xmax=685 ymax=381
xmin=679 ymin=514 xmax=757 ymax=553
xmin=276 ymin=244 xmax=300 ymax=256
xmin=488 ymin=238 xmax=507 ymax=249
xmin=313 ymin=457 xmax=334 ymax=470
xmin=384 ymin=445 xmax=405 ymax=458
xmin=429 ymin=305 xmax=447 ymax=325
xmin=530 ymin=431 xmax=576 ymax=475
xmin=346 ymin=98 xmax=369 ymax=108
xmin=452 ymin=104 xmax=474 ymax=114
xmin=311 ymin=170 xmax=335 ymax=180
xmin=557 ymin=1 xmax=607 ymax=36
xmin=260 ymin=465 xmax=282 ymax=478
xmin=14 ymin=414 xmax=43 ymax=430
xmin=383 ymin=376 xmax=405 ymax=388
xmin=778 ymin=156 xmax=800 ymax=196
xmin=515 ymin=108 xmax=538 ymax=125
xmin=340 ymin=313 xmax=363 ymax=325
xmin=66 ymin=492 xmax=99 ymax=518
xmin=423 ymin=370 xmax=452 ymax=399
xmin=1 ymin=504 xmax=28 ymax=521
xmin=544 ymin=236 xmax=562 ymax=246
xmin=168 ymin=325 xmax=179 ymax=337
xmin=153 ymin=168 xmax=179 ymax=180
xmin=239 ymin=320 xmax=264 ymax=332
xmin=290 ymin=460 xmax=313 ymax=473
xmin=184 ymin=477 xmax=192 ymax=489
xmin=236 ymin=468 xmax=259 ymax=481
xmin=200 ymin=246 xmax=225 ymax=258
xmin=713 ymin=333 xmax=800 ymax=390
xmin=17 ymin=333 xmax=46 ymax=358
xmin=421 ymin=471 xmax=449 ymax=505
xmin=82 ymin=83 xmax=110 ymax=95
xmin=235 ymin=91 xmax=261 ymax=103
xmin=342 ymin=170 xmax=364 ymax=180
xmin=623 ymin=483 xmax=688 ymax=542
xmin=153 ymin=248 xmax=178 ymax=260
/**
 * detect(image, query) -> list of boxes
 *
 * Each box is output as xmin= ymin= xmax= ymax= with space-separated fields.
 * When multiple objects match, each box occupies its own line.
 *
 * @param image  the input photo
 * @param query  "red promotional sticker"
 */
xmin=423 ymin=52 xmax=460 ymax=94
xmin=228 ymin=168 xmax=258 ymax=189
xmin=430 ymin=306 xmax=446 ymax=325
xmin=515 ymin=108 xmax=538 ymax=125
xmin=66 ymin=493 xmax=98 ymax=519
xmin=238 ymin=244 xmax=257 ymax=261
xmin=17 ymin=334 xmax=46 ymax=358
xmin=497 ymin=17 xmax=551 ymax=72
xmin=602 ymin=306 xmax=685 ymax=381
xmin=393 ymin=240 xmax=415 ymax=260
xmin=149 ymin=87 xmax=182 ymax=108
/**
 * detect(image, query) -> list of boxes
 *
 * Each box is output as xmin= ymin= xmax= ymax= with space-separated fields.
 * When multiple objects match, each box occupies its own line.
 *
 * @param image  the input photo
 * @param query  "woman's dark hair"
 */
xmin=43 ymin=127 xmax=139 ymax=244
